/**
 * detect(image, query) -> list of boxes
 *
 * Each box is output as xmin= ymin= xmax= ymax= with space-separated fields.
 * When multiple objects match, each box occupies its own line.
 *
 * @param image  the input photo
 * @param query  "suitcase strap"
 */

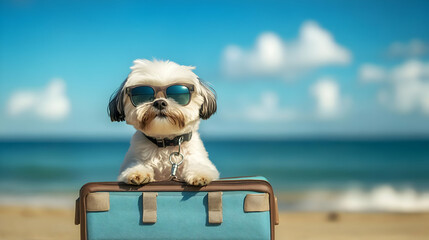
xmin=140 ymin=191 xmax=224 ymax=224
xmin=207 ymin=192 xmax=223 ymax=224
xmin=142 ymin=192 xmax=158 ymax=223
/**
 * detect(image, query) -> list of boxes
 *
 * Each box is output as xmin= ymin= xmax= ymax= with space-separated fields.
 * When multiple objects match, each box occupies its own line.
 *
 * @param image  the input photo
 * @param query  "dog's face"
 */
xmin=108 ymin=59 xmax=216 ymax=137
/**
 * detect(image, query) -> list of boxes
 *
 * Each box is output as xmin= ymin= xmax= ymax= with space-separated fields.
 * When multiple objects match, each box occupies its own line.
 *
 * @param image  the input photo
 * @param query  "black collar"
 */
xmin=144 ymin=132 xmax=192 ymax=148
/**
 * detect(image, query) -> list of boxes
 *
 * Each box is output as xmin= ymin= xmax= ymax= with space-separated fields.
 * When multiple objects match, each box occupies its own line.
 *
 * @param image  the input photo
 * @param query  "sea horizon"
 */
xmin=2 ymin=134 xmax=429 ymax=142
xmin=1 ymin=138 xmax=428 ymax=212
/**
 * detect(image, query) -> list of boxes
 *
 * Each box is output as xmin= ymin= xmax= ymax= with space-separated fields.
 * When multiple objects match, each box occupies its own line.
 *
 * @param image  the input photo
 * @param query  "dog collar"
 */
xmin=144 ymin=132 xmax=192 ymax=148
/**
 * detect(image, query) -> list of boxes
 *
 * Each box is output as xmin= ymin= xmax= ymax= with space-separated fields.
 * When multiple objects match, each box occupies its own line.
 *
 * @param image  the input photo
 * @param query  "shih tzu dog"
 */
xmin=108 ymin=59 xmax=219 ymax=186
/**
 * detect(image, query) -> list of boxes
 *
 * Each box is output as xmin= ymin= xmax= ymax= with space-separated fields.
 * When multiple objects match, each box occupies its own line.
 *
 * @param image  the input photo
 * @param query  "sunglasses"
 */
xmin=125 ymin=84 xmax=194 ymax=106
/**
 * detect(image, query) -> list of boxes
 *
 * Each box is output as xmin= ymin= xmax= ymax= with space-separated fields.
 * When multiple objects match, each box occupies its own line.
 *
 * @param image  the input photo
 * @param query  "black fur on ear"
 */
xmin=108 ymin=78 xmax=127 ymax=122
xmin=198 ymin=78 xmax=217 ymax=120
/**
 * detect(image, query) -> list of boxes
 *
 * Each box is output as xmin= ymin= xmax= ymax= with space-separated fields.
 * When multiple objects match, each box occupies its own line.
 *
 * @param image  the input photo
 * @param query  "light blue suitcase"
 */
xmin=75 ymin=177 xmax=279 ymax=240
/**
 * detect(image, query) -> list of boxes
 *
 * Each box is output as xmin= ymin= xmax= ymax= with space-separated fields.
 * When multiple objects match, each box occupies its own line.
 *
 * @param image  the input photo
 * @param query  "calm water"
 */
xmin=1 ymin=139 xmax=429 ymax=211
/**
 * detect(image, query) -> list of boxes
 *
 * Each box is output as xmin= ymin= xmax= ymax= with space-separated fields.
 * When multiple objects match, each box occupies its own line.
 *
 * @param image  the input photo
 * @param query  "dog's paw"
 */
xmin=118 ymin=165 xmax=154 ymax=185
xmin=183 ymin=167 xmax=219 ymax=186
xmin=185 ymin=175 xmax=213 ymax=186
xmin=127 ymin=172 xmax=152 ymax=185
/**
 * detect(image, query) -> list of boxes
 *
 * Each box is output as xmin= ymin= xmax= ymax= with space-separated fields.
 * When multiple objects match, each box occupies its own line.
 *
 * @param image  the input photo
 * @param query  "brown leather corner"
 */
xmin=244 ymin=193 xmax=270 ymax=212
xmin=75 ymin=198 xmax=80 ymax=225
xmin=86 ymin=192 xmax=110 ymax=212
xmin=274 ymin=196 xmax=279 ymax=225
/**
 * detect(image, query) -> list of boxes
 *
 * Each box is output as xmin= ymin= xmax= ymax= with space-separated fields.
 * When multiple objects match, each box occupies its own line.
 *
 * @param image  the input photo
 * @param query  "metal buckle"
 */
xmin=156 ymin=139 xmax=165 ymax=148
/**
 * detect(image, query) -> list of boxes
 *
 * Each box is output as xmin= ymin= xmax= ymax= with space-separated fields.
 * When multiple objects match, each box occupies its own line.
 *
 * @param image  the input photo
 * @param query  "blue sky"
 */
xmin=1 ymin=0 xmax=429 ymax=139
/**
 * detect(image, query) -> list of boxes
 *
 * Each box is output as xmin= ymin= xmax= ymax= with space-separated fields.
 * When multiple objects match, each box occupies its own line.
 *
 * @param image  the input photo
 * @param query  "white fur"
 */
xmin=116 ymin=59 xmax=219 ymax=186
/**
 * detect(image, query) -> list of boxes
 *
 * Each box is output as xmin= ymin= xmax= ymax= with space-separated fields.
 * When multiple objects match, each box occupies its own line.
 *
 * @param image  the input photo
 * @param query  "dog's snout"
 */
xmin=153 ymin=99 xmax=168 ymax=110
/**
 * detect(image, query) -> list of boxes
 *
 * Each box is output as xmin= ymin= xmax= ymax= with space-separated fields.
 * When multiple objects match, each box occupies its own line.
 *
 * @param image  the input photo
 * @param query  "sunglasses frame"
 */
xmin=125 ymin=83 xmax=195 ymax=107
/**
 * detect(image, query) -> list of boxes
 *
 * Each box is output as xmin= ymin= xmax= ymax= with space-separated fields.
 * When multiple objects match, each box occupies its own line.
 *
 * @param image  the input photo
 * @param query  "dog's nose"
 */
xmin=153 ymin=99 xmax=168 ymax=110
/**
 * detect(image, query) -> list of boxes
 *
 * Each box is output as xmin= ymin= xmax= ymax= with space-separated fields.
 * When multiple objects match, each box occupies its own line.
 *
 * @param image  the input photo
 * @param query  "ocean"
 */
xmin=1 ymin=139 xmax=429 ymax=212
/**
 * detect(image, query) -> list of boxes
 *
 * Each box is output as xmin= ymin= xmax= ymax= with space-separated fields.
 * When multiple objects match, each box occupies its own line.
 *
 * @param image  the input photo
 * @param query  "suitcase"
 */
xmin=75 ymin=176 xmax=279 ymax=240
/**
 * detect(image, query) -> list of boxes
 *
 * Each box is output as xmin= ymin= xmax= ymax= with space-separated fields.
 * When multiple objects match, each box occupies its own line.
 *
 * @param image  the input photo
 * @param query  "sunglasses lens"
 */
xmin=166 ymin=85 xmax=190 ymax=105
xmin=130 ymin=86 xmax=155 ymax=105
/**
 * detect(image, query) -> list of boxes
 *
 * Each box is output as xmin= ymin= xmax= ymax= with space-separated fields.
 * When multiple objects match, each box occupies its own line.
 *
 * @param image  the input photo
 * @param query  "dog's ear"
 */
xmin=198 ymin=78 xmax=217 ymax=120
xmin=108 ymin=78 xmax=127 ymax=122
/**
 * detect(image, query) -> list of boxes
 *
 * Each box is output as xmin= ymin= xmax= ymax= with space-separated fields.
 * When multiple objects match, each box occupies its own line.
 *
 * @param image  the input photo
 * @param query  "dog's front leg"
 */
xmin=118 ymin=163 xmax=155 ymax=185
xmin=181 ymin=156 xmax=219 ymax=186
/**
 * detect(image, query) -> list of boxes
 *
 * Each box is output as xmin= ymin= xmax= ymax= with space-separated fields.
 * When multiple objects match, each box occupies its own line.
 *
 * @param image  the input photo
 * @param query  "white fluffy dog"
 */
xmin=109 ymin=59 xmax=219 ymax=186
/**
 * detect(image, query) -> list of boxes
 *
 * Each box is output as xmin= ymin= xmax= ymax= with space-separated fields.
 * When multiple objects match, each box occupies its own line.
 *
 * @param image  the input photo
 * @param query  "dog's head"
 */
xmin=108 ymin=59 xmax=216 ymax=137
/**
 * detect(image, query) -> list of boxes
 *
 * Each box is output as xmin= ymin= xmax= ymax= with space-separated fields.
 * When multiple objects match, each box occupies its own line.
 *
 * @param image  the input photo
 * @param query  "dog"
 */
xmin=108 ymin=59 xmax=219 ymax=186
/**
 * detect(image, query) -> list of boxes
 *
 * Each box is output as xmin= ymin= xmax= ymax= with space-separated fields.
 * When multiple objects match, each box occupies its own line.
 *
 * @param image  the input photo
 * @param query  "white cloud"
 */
xmin=222 ymin=21 xmax=351 ymax=78
xmin=311 ymin=77 xmax=344 ymax=119
xmin=364 ymin=60 xmax=429 ymax=115
xmin=387 ymin=39 xmax=428 ymax=58
xmin=359 ymin=64 xmax=387 ymax=82
xmin=7 ymin=79 xmax=71 ymax=121
xmin=244 ymin=92 xmax=296 ymax=122
xmin=389 ymin=60 xmax=429 ymax=114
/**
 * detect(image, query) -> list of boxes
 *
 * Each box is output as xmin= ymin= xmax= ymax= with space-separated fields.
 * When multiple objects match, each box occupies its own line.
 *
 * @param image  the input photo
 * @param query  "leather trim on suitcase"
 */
xmin=142 ymin=192 xmax=158 ymax=223
xmin=207 ymin=191 xmax=223 ymax=224
xmin=86 ymin=192 xmax=110 ymax=212
xmin=244 ymin=193 xmax=270 ymax=212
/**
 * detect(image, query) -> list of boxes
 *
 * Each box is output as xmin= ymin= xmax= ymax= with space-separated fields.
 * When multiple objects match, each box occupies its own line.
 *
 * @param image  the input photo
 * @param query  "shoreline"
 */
xmin=1 ymin=205 xmax=429 ymax=240
xmin=2 ymin=188 xmax=429 ymax=213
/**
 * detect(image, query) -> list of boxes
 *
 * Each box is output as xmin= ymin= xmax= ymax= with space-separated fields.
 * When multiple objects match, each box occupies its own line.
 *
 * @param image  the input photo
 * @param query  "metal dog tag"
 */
xmin=169 ymin=152 xmax=184 ymax=179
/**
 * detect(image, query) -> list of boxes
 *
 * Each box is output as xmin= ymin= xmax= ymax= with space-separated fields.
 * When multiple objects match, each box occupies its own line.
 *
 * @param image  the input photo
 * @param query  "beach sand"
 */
xmin=1 ymin=206 xmax=428 ymax=240
xmin=277 ymin=212 xmax=429 ymax=240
